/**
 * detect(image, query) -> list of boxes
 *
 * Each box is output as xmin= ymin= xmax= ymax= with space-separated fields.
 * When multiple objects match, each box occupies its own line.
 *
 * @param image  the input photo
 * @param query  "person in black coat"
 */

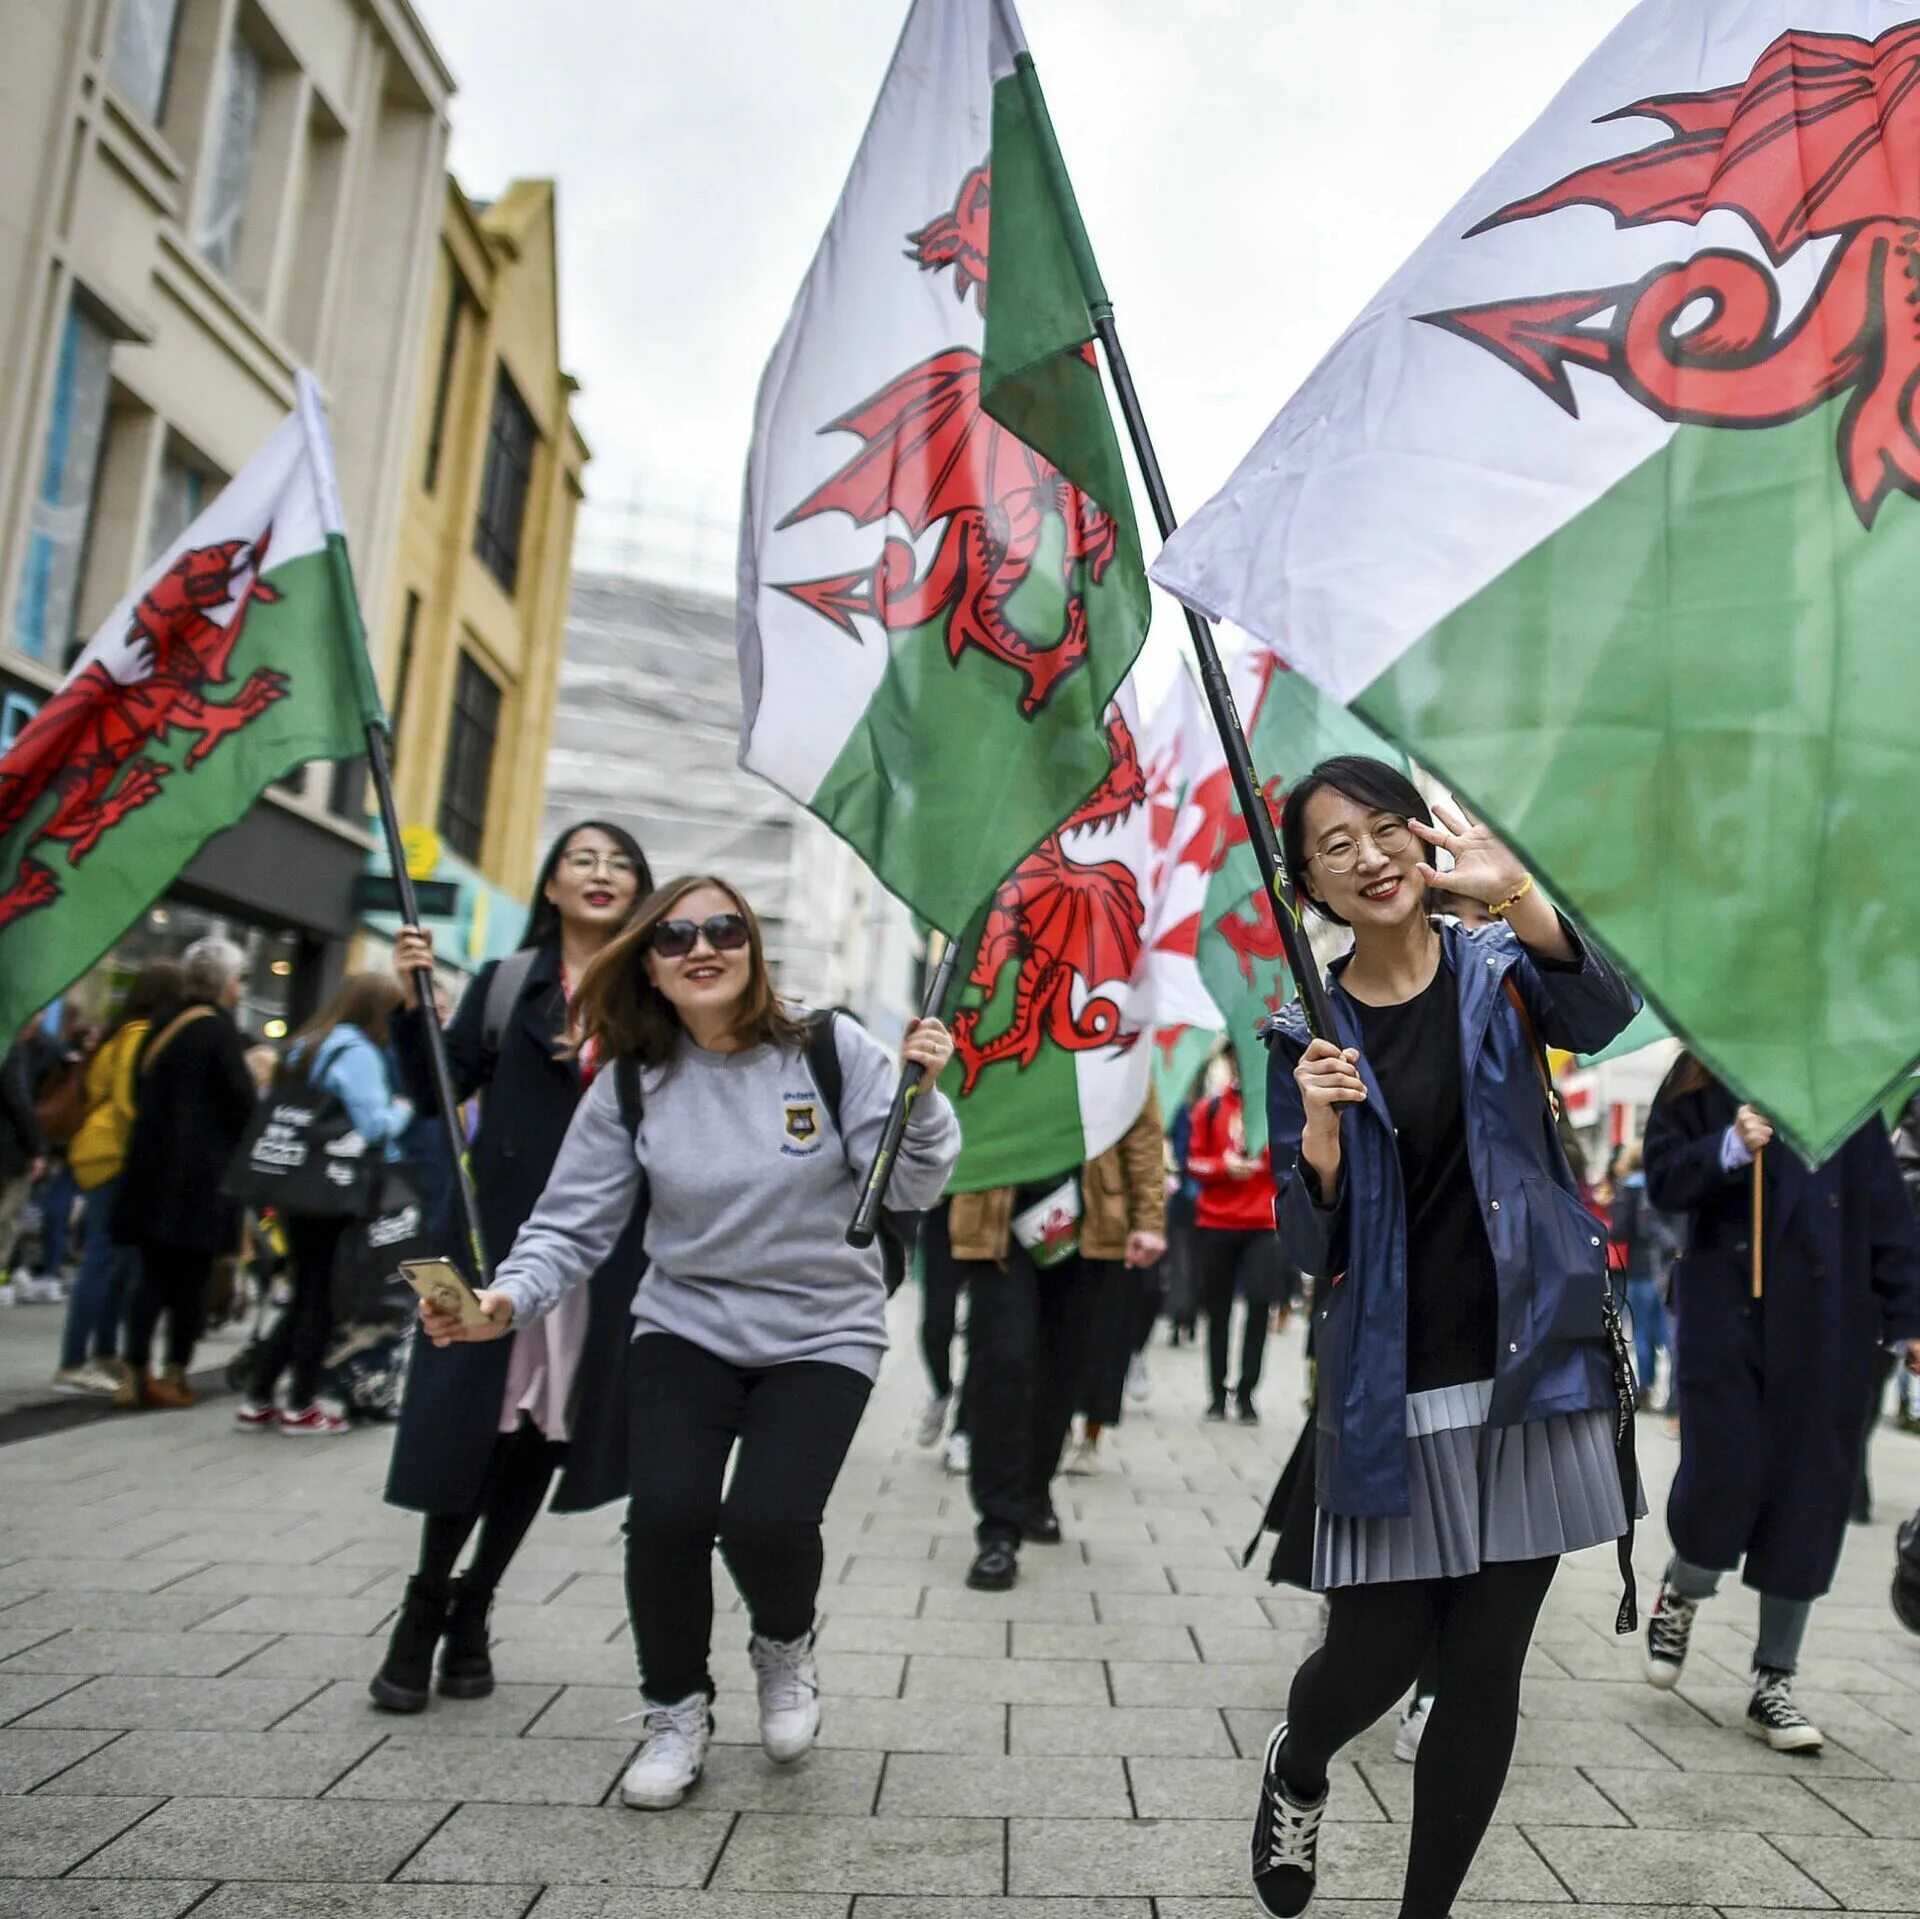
xmin=369 ymin=821 xmax=652 ymax=1714
xmin=1641 ymin=1056 xmax=1920 ymax=1752
xmin=112 ymin=937 xmax=257 ymax=1408
xmin=0 ymin=1040 xmax=46 ymax=1281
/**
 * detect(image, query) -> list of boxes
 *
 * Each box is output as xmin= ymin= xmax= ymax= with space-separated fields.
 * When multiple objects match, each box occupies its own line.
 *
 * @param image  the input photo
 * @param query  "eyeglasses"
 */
xmin=561 ymin=850 xmax=640 ymax=878
xmin=650 ymin=913 xmax=750 ymax=959
xmin=1307 ymin=818 xmax=1413 ymax=875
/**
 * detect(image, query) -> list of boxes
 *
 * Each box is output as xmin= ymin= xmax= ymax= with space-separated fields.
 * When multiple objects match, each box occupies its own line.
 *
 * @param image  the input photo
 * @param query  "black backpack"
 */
xmin=609 ymin=1010 xmax=919 ymax=1295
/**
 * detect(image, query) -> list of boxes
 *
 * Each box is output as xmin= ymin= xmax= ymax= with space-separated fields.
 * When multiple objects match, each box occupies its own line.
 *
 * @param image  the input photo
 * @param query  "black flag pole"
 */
xmin=1010 ymin=53 xmax=1338 ymax=1045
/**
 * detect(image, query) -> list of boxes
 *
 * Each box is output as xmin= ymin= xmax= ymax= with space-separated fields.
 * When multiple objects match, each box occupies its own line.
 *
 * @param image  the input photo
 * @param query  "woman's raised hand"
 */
xmin=392 ymin=925 xmax=435 ymax=1009
xmin=1408 ymin=801 xmax=1527 ymax=906
xmin=1296 ymin=1037 xmax=1366 ymax=1135
xmin=901 ymin=1016 xmax=954 ymax=1079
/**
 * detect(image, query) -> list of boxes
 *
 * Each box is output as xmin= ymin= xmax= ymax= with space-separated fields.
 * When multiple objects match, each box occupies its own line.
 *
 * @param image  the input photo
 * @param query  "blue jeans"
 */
xmin=35 ymin=1161 xmax=79 ymax=1274
xmin=59 ymin=1179 xmax=136 ymax=1369
xmin=1626 ymin=1274 xmax=1671 ymax=1407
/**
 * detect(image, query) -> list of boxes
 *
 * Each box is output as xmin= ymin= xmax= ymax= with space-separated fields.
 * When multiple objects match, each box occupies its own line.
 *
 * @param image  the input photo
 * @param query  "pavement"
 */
xmin=0 ymin=1302 xmax=1917 ymax=1917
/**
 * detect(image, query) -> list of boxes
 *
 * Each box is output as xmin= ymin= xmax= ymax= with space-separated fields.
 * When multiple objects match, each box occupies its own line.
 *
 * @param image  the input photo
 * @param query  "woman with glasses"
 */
xmin=419 ymin=873 xmax=960 ymax=1810
xmin=370 ymin=821 xmax=652 ymax=1714
xmin=1247 ymin=756 xmax=1639 ymax=1919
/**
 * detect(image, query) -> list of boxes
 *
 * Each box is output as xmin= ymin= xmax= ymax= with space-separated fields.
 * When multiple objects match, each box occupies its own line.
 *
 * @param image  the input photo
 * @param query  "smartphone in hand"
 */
xmin=399 ymin=1258 xmax=494 ymax=1329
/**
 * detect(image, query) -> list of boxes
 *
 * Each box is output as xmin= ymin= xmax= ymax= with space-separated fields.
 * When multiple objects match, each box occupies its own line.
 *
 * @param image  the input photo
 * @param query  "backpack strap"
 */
xmin=613 ymin=1056 xmax=645 ymax=1141
xmin=1503 ymin=975 xmax=1559 ymax=1118
xmin=141 ymin=1005 xmax=214 ymax=1076
xmin=481 ymin=948 xmax=539 ymax=1059
xmin=804 ymin=1010 xmax=845 ymax=1138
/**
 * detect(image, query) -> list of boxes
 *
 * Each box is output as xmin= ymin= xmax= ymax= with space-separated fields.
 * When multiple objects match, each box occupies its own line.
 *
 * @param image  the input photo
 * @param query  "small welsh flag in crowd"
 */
xmin=1154 ymin=2 xmax=1920 ymax=1163
xmin=737 ymin=0 xmax=1150 ymax=938
xmin=0 ymin=374 xmax=382 ymax=1039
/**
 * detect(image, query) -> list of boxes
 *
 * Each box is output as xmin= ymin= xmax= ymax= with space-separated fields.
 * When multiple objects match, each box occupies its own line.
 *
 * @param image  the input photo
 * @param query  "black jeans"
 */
xmin=919 ymin=1202 xmax=971 ymax=1430
xmin=964 ymin=1241 xmax=1093 ymax=1544
xmin=624 ymin=1332 xmax=871 ymax=1704
xmin=250 ymin=1214 xmax=344 ymax=1408
xmin=125 ymin=1243 xmax=212 ymax=1370
xmin=1080 ymin=1258 xmax=1162 ymax=1426
xmin=1195 ymin=1226 xmax=1279 ymax=1403
xmin=1282 ymin=1556 xmax=1558 ymax=1919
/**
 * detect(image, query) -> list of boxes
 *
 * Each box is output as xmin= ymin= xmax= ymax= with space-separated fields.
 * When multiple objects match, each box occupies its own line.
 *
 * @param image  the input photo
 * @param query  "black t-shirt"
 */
xmin=1351 ymin=959 xmax=1499 ymax=1393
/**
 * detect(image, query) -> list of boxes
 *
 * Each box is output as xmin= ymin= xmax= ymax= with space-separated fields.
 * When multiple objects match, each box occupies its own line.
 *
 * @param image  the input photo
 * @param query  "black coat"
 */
xmin=384 ymin=942 xmax=644 ymax=1517
xmin=0 ymin=1046 xmax=41 ymax=1183
xmin=1645 ymin=1082 xmax=1920 ymax=1599
xmin=113 ymin=1005 xmax=255 ymax=1255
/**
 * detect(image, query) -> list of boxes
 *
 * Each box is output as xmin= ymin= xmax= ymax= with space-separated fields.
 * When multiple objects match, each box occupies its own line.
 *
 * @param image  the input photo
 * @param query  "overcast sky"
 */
xmin=414 ymin=0 xmax=1632 ymax=690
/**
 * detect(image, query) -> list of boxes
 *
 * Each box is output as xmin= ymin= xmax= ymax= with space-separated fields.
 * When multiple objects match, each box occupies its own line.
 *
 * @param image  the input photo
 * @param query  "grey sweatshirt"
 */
xmin=492 ymin=1014 xmax=960 ymax=1379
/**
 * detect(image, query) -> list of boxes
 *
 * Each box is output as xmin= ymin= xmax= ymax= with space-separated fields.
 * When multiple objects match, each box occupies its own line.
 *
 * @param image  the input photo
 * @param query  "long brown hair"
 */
xmin=288 ymin=971 xmax=405 ymax=1073
xmin=569 ymin=874 xmax=807 ymax=1064
xmin=103 ymin=960 xmax=185 ymax=1046
xmin=1656 ymin=1050 xmax=1717 ymax=1106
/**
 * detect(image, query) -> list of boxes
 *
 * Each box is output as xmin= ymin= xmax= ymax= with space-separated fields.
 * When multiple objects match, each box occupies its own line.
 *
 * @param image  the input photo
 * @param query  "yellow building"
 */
xmin=364 ymin=176 xmax=589 ymax=973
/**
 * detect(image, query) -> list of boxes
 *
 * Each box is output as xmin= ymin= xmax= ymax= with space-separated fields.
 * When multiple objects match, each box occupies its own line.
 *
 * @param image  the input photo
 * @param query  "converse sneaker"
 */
xmin=944 ymin=1429 xmax=971 ymax=1476
xmin=234 ymin=1399 xmax=279 ymax=1431
xmin=1393 ymin=1691 xmax=1432 ymax=1763
xmin=49 ymin=1366 xmax=101 ymax=1396
xmin=750 ymin=1629 xmax=822 ymax=1763
xmin=915 ymin=1391 xmax=952 ymax=1448
xmin=279 ymin=1404 xmax=348 ymax=1436
xmin=1645 ymin=1579 xmax=1698 ymax=1689
xmin=1746 ymin=1668 xmax=1823 ymax=1753
xmin=619 ymin=1693 xmax=712 ymax=1808
xmin=1251 ymin=1721 xmax=1327 ymax=1918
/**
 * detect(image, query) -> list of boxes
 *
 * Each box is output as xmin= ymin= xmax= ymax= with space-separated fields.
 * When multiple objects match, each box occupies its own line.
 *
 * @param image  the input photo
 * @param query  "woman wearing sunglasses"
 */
xmin=419 ymin=873 xmax=960 ymax=1810
xmin=1248 ymin=756 xmax=1639 ymax=1919
xmin=370 ymin=821 xmax=652 ymax=1713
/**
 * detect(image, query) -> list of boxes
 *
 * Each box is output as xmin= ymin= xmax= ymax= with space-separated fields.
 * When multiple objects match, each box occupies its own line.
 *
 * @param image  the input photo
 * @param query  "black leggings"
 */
xmin=417 ymin=1420 xmax=566 ymax=1594
xmin=919 ymin=1202 xmax=970 ymax=1427
xmin=1282 ymin=1556 xmax=1558 ymax=1919
xmin=250 ymin=1214 xmax=344 ymax=1409
xmin=1195 ymin=1227 xmax=1278 ymax=1402
xmin=624 ymin=1332 xmax=871 ymax=1703
xmin=125 ymin=1243 xmax=213 ymax=1370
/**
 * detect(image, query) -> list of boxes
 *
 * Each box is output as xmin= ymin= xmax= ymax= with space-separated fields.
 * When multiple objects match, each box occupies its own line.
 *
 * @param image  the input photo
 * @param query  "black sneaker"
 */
xmin=1205 ymin=1396 xmax=1229 ymax=1422
xmin=1250 ymin=1721 xmax=1326 ymax=1918
xmin=1236 ymin=1395 xmax=1260 ymax=1425
xmin=1024 ymin=1507 xmax=1063 ymax=1546
xmin=1644 ymin=1579 xmax=1698 ymax=1690
xmin=966 ymin=1539 xmax=1019 ymax=1591
xmin=1746 ymin=1668 xmax=1822 ymax=1753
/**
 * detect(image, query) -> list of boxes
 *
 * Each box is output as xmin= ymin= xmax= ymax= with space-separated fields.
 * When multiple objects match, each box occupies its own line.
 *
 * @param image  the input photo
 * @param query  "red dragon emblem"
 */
xmin=1423 ymin=23 xmax=1920 ymax=525
xmin=0 ymin=537 xmax=288 ymax=932
xmin=950 ymin=709 xmax=1148 ymax=1095
xmin=777 ymin=161 xmax=1120 ymax=712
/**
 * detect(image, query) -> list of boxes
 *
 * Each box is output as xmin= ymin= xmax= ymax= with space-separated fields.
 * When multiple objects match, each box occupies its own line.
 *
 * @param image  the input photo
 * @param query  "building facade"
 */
xmin=548 ymin=573 xmax=923 ymax=1039
xmin=358 ymin=176 xmax=589 ymax=980
xmin=0 ymin=0 xmax=450 ymax=1032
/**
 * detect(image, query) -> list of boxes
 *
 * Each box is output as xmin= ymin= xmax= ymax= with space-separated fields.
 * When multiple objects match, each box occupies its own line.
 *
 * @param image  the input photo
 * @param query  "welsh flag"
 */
xmin=0 ymin=375 xmax=381 ymax=1039
xmin=1154 ymin=4 xmax=1920 ymax=1162
xmin=941 ymin=682 xmax=1156 ymax=1192
xmin=738 ymin=0 xmax=1149 ymax=937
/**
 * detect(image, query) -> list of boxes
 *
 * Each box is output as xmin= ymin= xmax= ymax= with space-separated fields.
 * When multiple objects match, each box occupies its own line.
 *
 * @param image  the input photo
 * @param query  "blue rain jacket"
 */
xmin=1264 ymin=915 xmax=1639 ymax=1519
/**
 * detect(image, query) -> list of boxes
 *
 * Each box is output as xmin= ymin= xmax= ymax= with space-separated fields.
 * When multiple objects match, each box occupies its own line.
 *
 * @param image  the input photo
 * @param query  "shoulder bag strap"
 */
xmin=141 ymin=1005 xmax=214 ymax=1077
xmin=481 ymin=949 xmax=539 ymax=1058
xmin=804 ymin=1010 xmax=845 ymax=1136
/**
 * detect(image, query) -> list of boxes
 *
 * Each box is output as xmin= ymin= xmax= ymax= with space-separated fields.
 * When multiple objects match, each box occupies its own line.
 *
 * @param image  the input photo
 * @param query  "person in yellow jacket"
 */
xmin=942 ymin=1091 xmax=1167 ymax=1590
xmin=52 ymin=963 xmax=183 ymax=1397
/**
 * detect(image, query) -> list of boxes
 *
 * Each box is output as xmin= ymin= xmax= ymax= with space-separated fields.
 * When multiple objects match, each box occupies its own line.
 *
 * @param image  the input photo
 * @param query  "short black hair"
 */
xmin=519 ymin=820 xmax=654 ymax=950
xmin=1281 ymin=755 xmax=1433 ymax=927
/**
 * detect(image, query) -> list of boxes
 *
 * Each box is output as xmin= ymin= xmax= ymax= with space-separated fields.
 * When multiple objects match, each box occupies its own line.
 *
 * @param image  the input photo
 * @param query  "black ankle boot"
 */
xmin=369 ymin=1574 xmax=449 ymax=1713
xmin=437 ymin=1575 xmax=496 ymax=1699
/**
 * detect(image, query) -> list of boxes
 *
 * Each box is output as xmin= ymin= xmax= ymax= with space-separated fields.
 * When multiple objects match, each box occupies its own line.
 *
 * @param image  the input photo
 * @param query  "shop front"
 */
xmin=352 ymin=827 xmax=528 ymax=1005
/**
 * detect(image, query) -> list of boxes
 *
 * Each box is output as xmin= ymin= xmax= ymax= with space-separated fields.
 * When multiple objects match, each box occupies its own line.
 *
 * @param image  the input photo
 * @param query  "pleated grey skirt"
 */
xmin=1313 ymin=1378 xmax=1630 ymax=1589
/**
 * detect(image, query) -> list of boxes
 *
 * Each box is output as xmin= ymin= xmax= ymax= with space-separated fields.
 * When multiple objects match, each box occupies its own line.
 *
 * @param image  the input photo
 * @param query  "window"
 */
xmin=107 ymin=0 xmax=182 ymax=123
xmin=11 ymin=303 xmax=113 ymax=662
xmin=196 ymin=31 xmax=264 ymax=278
xmin=388 ymin=590 xmax=421 ymax=759
xmin=147 ymin=444 xmax=219 ymax=563
xmin=422 ymin=270 xmax=468 ymax=494
xmin=472 ymin=369 xmax=537 ymax=592
xmin=437 ymin=652 xmax=501 ymax=862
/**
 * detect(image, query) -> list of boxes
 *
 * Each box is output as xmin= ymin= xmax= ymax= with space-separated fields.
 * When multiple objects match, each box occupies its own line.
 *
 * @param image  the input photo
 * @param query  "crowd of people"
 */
xmin=5 ymin=757 xmax=1920 ymax=1910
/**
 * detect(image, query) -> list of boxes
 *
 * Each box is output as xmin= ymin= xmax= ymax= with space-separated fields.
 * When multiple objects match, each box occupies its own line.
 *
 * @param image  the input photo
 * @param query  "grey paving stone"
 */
xmin=1010 ymin=1705 xmax=1233 ymax=1757
xmin=0 ymin=1558 xmax=200 ymax=1594
xmin=275 ymin=1676 xmax=558 ymax=1737
xmin=486 ymin=1640 xmax=644 ymax=1688
xmin=657 ymin=1743 xmax=883 ymax=1814
xmin=1093 ymin=1592 xmax=1271 ymax=1630
xmin=0 ymin=1793 xmax=160 ymax=1875
xmin=3 ymin=1629 xmax=275 ymax=1677
xmin=854 ymin=1903 xmax=1150 ymax=1919
xmin=192 ymin=1890 xmax=535 ymax=1918
xmin=814 ymin=1586 xmax=927 ymax=1618
xmin=333 ymin=1731 xmax=633 ymax=1805
xmin=1505 ymin=1716 xmax=1678 ymax=1769
xmin=72 ymin=1795 xmax=450 ymax=1881
xmin=1009 ymin=1623 xmax=1200 ymax=1663
xmin=0 ymin=1592 xmax=238 ymax=1633
xmin=14 ymin=1674 xmax=323 ymax=1732
xmin=524 ymin=1685 xmax=652 ymax=1741
xmin=0 ymin=1675 xmax=90 ymax=1725
xmin=487 ymin=1603 xmax=630 ymax=1645
xmin=1632 ymin=1725 xmax=1890 ymax=1775
xmin=1518 ymin=1676 xmax=1715 ymax=1724
xmin=1 ymin=1883 xmax=209 ymax=1918
xmin=1008 ymin=1815 xmax=1246 ymax=1895
xmin=1527 ymin=1827 xmax=1837 ymax=1906
xmin=808 ymin=1696 xmax=1007 ymax=1756
xmin=40 ymin=1729 xmax=382 ymax=1799
xmin=712 ymin=1812 xmax=1003 ymax=1894
xmin=1190 ymin=1626 xmax=1316 ymax=1665
xmin=0 ymin=1729 xmax=116 ymax=1792
xmin=1126 ymin=1757 xmax=1382 ymax=1823
xmin=1311 ymin=1825 xmax=1571 ymax=1904
xmin=190 ymin=1594 xmax=396 ymax=1636
xmin=710 ymin=1648 xmax=904 ymax=1700
xmin=149 ymin=1559 xmax=388 ymax=1598
xmin=1770 ymin=1834 xmax=1920 ymax=1909
xmin=903 ymin=1654 xmax=1107 ymax=1705
xmin=400 ymin=1802 xmax=732 ymax=1886
xmin=878 ymin=1752 xmax=1128 ymax=1818
xmin=820 ymin=1616 xmax=1006 ymax=1658
xmin=1109 ymin=1659 xmax=1290 ymax=1709
xmin=1802 ymin=1777 xmax=1920 ymax=1837
xmin=531 ymin=1897 xmax=850 ymax=1919
xmin=920 ymin=1586 xmax=1098 ymax=1624
xmin=1360 ymin=1759 xmax=1626 ymax=1827
xmin=1677 ymin=1681 xmax=1915 ymax=1741
xmin=221 ymin=1634 xmax=406 ymax=1681
xmin=1580 ymin=1767 xmax=1857 ymax=1833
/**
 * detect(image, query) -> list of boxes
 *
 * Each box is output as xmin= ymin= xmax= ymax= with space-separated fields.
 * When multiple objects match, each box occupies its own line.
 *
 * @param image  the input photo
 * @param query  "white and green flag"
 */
xmin=738 ymin=0 xmax=1149 ymax=938
xmin=1154 ymin=3 xmax=1920 ymax=1162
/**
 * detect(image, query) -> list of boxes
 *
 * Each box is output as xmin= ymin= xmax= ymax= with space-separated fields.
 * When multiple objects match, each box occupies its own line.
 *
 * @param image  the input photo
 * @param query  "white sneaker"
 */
xmin=1393 ymin=1693 xmax=1432 ymax=1763
xmin=49 ymin=1366 xmax=102 ymax=1397
xmin=1126 ymin=1354 xmax=1151 ymax=1405
xmin=1063 ymin=1431 xmax=1100 ymax=1476
xmin=0 ymin=1280 xmax=14 ymax=1307
xmin=750 ymin=1629 xmax=822 ymax=1763
xmin=618 ymin=1693 xmax=712 ymax=1808
xmin=944 ymin=1429 xmax=971 ymax=1476
xmin=915 ymin=1391 xmax=952 ymax=1448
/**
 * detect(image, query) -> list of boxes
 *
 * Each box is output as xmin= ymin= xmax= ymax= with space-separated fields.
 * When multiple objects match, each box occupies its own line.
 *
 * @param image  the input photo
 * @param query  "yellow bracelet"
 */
xmin=1489 ymin=873 xmax=1535 ymax=920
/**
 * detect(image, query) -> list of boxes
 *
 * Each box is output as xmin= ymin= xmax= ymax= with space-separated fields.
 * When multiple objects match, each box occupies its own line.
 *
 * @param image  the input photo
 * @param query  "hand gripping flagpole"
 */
xmin=1008 ymin=54 xmax=1339 ymax=1045
xmin=296 ymin=373 xmax=490 ymax=1282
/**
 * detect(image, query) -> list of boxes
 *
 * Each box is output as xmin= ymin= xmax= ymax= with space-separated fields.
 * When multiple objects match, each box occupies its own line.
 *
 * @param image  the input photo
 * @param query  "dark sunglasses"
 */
xmin=650 ymin=913 xmax=750 ymax=959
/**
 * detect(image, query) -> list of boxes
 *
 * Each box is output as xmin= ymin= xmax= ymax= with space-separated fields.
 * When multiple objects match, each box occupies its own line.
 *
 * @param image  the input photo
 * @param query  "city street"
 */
xmin=0 ymin=1308 xmax=1917 ymax=1915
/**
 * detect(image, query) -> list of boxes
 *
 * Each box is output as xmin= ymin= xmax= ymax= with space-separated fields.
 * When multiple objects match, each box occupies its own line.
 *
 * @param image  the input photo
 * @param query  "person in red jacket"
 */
xmin=1188 ymin=1047 xmax=1282 ymax=1421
